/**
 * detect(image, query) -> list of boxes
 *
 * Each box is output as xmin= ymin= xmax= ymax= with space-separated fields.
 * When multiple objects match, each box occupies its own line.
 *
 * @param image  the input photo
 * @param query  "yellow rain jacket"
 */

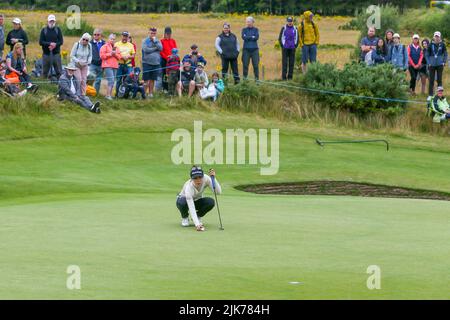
xmin=299 ymin=11 xmax=320 ymax=47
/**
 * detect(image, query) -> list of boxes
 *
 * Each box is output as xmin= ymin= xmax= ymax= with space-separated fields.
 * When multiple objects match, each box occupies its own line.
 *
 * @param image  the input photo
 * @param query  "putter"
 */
xmin=210 ymin=173 xmax=224 ymax=231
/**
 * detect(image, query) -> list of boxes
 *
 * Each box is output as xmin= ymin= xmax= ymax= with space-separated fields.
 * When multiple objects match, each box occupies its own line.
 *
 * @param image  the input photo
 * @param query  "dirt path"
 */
xmin=236 ymin=181 xmax=450 ymax=201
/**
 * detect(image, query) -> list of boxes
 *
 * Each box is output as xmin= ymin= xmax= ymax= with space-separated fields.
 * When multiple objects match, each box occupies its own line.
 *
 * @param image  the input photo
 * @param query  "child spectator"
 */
xmin=123 ymin=67 xmax=146 ymax=99
xmin=166 ymin=48 xmax=181 ymax=96
xmin=200 ymin=72 xmax=225 ymax=101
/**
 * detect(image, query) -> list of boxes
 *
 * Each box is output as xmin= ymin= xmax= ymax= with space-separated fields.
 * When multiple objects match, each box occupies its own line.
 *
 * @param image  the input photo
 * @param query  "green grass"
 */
xmin=0 ymin=104 xmax=449 ymax=299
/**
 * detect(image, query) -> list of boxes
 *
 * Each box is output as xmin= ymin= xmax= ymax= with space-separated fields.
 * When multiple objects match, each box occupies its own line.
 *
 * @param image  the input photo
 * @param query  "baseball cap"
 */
xmin=412 ymin=34 xmax=420 ymax=39
xmin=393 ymin=33 xmax=400 ymax=39
xmin=122 ymin=31 xmax=130 ymax=37
xmin=287 ymin=16 xmax=293 ymax=22
xmin=171 ymin=48 xmax=179 ymax=55
xmin=437 ymin=86 xmax=444 ymax=92
xmin=12 ymin=18 xmax=21 ymax=24
xmin=48 ymin=14 xmax=56 ymax=22
xmin=164 ymin=26 xmax=172 ymax=34
xmin=191 ymin=44 xmax=198 ymax=50
xmin=434 ymin=31 xmax=442 ymax=38
xmin=197 ymin=62 xmax=205 ymax=68
xmin=190 ymin=166 xmax=204 ymax=179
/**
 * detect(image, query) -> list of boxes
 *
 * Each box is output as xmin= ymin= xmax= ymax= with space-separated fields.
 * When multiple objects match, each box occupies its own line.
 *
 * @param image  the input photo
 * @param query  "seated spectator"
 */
xmin=183 ymin=44 xmax=207 ymax=71
xmin=58 ymin=63 xmax=101 ymax=114
xmin=0 ymin=59 xmax=27 ymax=97
xmin=366 ymin=38 xmax=387 ymax=66
xmin=194 ymin=62 xmax=209 ymax=91
xmin=388 ymin=33 xmax=408 ymax=71
xmin=176 ymin=59 xmax=196 ymax=97
xmin=429 ymin=86 xmax=450 ymax=123
xmin=122 ymin=67 xmax=146 ymax=99
xmin=199 ymin=72 xmax=225 ymax=102
xmin=166 ymin=48 xmax=180 ymax=96
xmin=5 ymin=43 xmax=38 ymax=93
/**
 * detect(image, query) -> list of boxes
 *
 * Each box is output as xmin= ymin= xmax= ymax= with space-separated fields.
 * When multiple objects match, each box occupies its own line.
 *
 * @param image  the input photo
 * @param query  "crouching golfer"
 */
xmin=176 ymin=166 xmax=221 ymax=232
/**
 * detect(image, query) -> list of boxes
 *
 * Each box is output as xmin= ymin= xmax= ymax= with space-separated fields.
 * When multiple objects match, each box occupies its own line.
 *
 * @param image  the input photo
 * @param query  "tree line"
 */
xmin=0 ymin=0 xmax=427 ymax=15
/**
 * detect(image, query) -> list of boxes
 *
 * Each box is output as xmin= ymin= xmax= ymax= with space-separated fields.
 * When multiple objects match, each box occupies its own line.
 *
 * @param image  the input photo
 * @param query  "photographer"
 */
xmin=182 ymin=44 xmax=207 ymax=72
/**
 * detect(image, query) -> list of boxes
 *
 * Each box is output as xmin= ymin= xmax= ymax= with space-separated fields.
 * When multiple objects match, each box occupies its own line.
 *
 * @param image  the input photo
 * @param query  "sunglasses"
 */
xmin=82 ymin=38 xmax=89 ymax=41
xmin=94 ymin=34 xmax=101 ymax=36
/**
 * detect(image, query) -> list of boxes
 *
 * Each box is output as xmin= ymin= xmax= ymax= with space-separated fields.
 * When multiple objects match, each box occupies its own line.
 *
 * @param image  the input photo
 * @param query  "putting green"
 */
xmin=1 ymin=110 xmax=449 ymax=299
xmin=0 ymin=193 xmax=449 ymax=299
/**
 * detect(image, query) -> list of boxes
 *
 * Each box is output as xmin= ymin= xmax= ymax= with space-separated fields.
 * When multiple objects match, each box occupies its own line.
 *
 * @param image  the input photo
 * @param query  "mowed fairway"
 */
xmin=0 ymin=111 xmax=449 ymax=299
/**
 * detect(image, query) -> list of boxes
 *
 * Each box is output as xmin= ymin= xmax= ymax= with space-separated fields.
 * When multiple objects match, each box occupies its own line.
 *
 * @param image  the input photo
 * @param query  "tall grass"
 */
xmin=0 ymin=81 xmax=448 ymax=136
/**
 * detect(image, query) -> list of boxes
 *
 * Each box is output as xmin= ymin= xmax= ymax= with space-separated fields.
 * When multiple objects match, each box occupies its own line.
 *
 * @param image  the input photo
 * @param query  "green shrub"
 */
xmin=400 ymin=7 xmax=450 ymax=41
xmin=60 ymin=19 xmax=95 ymax=37
xmin=300 ymin=62 xmax=409 ymax=116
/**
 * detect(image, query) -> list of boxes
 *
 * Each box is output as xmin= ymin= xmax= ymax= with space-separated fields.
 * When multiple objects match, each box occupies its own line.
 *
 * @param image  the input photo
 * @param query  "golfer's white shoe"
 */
xmin=181 ymin=218 xmax=190 ymax=227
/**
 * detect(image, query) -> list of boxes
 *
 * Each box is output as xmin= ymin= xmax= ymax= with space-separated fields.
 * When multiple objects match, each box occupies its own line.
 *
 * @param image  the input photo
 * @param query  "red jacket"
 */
xmin=160 ymin=38 xmax=178 ymax=61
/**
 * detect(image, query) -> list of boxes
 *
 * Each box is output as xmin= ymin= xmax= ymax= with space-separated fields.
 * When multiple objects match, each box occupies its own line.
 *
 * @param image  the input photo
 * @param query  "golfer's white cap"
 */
xmin=412 ymin=34 xmax=420 ymax=39
xmin=48 ymin=14 xmax=56 ymax=22
xmin=393 ymin=33 xmax=400 ymax=39
xmin=12 ymin=18 xmax=21 ymax=24
xmin=434 ymin=31 xmax=441 ymax=38
xmin=437 ymin=86 xmax=444 ymax=92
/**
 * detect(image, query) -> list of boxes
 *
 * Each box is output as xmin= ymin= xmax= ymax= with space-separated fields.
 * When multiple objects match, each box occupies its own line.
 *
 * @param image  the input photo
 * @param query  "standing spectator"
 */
xmin=100 ymin=34 xmax=122 ymax=100
xmin=6 ymin=18 xmax=29 ymax=58
xmin=183 ymin=44 xmax=207 ymax=71
xmin=58 ymin=63 xmax=101 ymax=114
xmin=425 ymin=31 xmax=447 ymax=99
xmin=115 ymin=31 xmax=136 ymax=97
xmin=90 ymin=28 xmax=105 ymax=95
xmin=166 ymin=48 xmax=180 ymax=96
xmin=360 ymin=27 xmax=378 ymax=62
xmin=420 ymin=39 xmax=430 ymax=95
xmin=0 ymin=14 xmax=5 ymax=59
xmin=70 ymin=33 xmax=92 ymax=96
xmin=388 ymin=33 xmax=408 ymax=71
xmin=278 ymin=17 xmax=298 ymax=80
xmin=5 ymin=43 xmax=37 ymax=92
xmin=407 ymin=34 xmax=424 ymax=96
xmin=176 ymin=59 xmax=196 ymax=97
xmin=39 ymin=14 xmax=64 ymax=80
xmin=128 ymin=33 xmax=137 ymax=68
xmin=142 ymin=27 xmax=163 ymax=98
xmin=385 ymin=29 xmax=395 ymax=54
xmin=215 ymin=23 xmax=240 ymax=84
xmin=241 ymin=16 xmax=260 ymax=80
xmin=160 ymin=26 xmax=178 ymax=92
xmin=299 ymin=11 xmax=320 ymax=74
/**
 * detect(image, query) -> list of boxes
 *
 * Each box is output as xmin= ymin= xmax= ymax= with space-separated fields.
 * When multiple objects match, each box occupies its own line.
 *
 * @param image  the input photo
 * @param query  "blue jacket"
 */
xmin=90 ymin=39 xmax=105 ymax=66
xmin=242 ymin=27 xmax=259 ymax=50
xmin=388 ymin=44 xmax=408 ymax=70
xmin=425 ymin=42 xmax=448 ymax=67
xmin=371 ymin=49 xmax=387 ymax=65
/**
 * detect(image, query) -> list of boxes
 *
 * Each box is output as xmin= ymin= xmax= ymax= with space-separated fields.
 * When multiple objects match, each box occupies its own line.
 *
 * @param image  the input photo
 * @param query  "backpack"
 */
xmin=301 ymin=20 xmax=317 ymax=43
xmin=43 ymin=26 xmax=60 ymax=38
xmin=75 ymin=42 xmax=92 ymax=63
